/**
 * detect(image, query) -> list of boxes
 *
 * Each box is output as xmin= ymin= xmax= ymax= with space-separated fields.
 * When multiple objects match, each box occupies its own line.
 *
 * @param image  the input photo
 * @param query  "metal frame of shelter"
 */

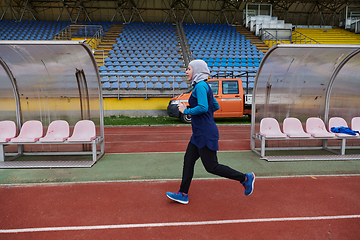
xmin=0 ymin=41 xmax=105 ymax=168
xmin=250 ymin=44 xmax=360 ymax=161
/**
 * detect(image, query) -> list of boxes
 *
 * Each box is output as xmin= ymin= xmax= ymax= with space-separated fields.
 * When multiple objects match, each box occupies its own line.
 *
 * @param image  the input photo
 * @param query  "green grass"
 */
xmin=104 ymin=115 xmax=251 ymax=125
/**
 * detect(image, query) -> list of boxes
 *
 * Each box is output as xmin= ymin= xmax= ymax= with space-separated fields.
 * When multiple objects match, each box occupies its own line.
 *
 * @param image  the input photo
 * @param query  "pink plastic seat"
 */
xmin=283 ymin=117 xmax=311 ymax=138
xmin=306 ymin=117 xmax=335 ymax=138
xmin=67 ymin=120 xmax=96 ymax=142
xmin=0 ymin=121 xmax=17 ymax=143
xmin=351 ymin=117 xmax=360 ymax=132
xmin=10 ymin=120 xmax=43 ymax=143
xmin=260 ymin=118 xmax=287 ymax=138
xmin=39 ymin=120 xmax=69 ymax=142
xmin=328 ymin=117 xmax=352 ymax=137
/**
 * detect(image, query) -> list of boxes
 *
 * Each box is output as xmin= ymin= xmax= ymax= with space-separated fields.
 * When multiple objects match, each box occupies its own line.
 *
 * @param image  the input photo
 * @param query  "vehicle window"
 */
xmin=222 ymin=81 xmax=239 ymax=94
xmin=208 ymin=81 xmax=219 ymax=95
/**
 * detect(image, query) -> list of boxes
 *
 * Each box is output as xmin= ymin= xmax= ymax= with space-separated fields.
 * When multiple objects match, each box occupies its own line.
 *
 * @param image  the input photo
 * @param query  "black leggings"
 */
xmin=179 ymin=142 xmax=246 ymax=194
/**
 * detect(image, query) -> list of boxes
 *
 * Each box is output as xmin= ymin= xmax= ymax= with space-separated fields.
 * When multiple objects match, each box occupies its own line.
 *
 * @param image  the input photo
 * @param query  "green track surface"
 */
xmin=1 ymin=150 xmax=360 ymax=185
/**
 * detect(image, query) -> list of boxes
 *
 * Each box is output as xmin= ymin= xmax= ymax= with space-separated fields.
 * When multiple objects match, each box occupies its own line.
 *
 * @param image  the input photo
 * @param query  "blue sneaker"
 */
xmin=166 ymin=191 xmax=189 ymax=204
xmin=242 ymin=172 xmax=255 ymax=196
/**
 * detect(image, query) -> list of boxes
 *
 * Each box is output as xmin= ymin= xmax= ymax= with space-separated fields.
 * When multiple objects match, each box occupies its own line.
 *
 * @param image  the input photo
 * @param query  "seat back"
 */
xmin=0 ymin=120 xmax=17 ymax=142
xmin=351 ymin=117 xmax=360 ymax=131
xmin=11 ymin=120 xmax=43 ymax=142
xmin=39 ymin=120 xmax=69 ymax=142
xmin=328 ymin=117 xmax=348 ymax=131
xmin=259 ymin=118 xmax=286 ymax=138
xmin=306 ymin=117 xmax=335 ymax=137
xmin=283 ymin=117 xmax=311 ymax=137
xmin=67 ymin=120 xmax=96 ymax=142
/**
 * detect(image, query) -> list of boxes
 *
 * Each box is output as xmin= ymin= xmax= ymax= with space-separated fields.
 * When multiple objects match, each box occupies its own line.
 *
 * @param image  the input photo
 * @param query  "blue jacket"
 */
xmin=184 ymin=80 xmax=220 ymax=151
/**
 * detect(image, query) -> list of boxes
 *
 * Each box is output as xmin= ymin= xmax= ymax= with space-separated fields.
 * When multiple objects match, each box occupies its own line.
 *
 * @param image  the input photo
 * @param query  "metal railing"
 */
xmin=350 ymin=19 xmax=360 ymax=33
xmin=53 ymin=25 xmax=104 ymax=51
xmin=260 ymin=29 xmax=286 ymax=47
xmin=100 ymin=72 xmax=187 ymax=100
xmin=93 ymin=49 xmax=105 ymax=64
xmin=292 ymin=30 xmax=321 ymax=44
xmin=100 ymin=70 xmax=257 ymax=99
xmin=176 ymin=22 xmax=192 ymax=66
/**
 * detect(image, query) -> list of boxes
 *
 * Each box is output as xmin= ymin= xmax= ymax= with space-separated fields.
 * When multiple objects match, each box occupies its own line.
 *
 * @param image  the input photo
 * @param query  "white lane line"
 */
xmin=1 ymin=173 xmax=360 ymax=188
xmin=1 ymin=215 xmax=359 ymax=234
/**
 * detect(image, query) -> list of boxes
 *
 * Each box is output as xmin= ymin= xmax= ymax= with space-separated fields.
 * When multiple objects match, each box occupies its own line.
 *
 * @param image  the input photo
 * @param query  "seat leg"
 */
xmin=0 ymin=144 xmax=4 ymax=161
xmin=261 ymin=137 xmax=265 ymax=157
xmin=341 ymin=139 xmax=346 ymax=155
xmin=92 ymin=141 xmax=97 ymax=162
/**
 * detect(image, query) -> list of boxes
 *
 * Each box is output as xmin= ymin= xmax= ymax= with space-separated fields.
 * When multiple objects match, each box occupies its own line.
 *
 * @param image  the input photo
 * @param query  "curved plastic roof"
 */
xmin=251 ymin=44 xmax=360 ymax=139
xmin=0 ymin=41 xmax=103 ymax=136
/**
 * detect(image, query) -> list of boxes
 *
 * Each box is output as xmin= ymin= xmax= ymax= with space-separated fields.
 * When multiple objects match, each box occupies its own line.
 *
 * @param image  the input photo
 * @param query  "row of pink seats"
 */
xmin=0 ymin=120 xmax=96 ymax=143
xmin=260 ymin=117 xmax=360 ymax=139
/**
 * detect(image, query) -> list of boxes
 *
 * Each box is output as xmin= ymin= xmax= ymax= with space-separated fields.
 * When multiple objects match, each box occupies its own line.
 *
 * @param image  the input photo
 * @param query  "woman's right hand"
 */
xmin=177 ymin=102 xmax=187 ymax=114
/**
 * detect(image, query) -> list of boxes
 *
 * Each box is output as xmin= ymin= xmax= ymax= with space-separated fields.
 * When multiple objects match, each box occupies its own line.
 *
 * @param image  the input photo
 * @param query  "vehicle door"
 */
xmin=207 ymin=80 xmax=221 ymax=118
xmin=218 ymin=80 xmax=243 ymax=117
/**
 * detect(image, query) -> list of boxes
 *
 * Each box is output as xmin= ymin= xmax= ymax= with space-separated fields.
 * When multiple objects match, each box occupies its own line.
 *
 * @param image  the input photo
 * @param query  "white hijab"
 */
xmin=189 ymin=60 xmax=210 ymax=86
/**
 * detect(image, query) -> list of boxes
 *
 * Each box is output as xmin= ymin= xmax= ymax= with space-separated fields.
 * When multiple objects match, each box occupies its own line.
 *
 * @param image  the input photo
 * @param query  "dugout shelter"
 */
xmin=0 ymin=41 xmax=105 ymax=168
xmin=251 ymin=44 xmax=360 ymax=161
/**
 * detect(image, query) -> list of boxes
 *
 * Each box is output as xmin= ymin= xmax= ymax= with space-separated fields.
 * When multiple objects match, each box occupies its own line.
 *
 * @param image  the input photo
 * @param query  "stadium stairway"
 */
xmin=95 ymin=24 xmax=123 ymax=67
xmin=294 ymin=28 xmax=360 ymax=45
xmin=235 ymin=26 xmax=269 ymax=54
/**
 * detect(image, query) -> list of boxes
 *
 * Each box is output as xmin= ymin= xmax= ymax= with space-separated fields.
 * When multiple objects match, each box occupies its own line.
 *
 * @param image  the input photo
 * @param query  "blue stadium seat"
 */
xmin=129 ymin=82 xmax=137 ymax=89
xmin=163 ymin=82 xmax=171 ymax=89
xmin=111 ymin=82 xmax=119 ymax=89
xmin=180 ymin=82 xmax=188 ymax=89
xmin=101 ymin=76 xmax=109 ymax=82
xmin=120 ymin=82 xmax=128 ymax=89
xmin=102 ymin=82 xmax=111 ymax=89
xmin=137 ymin=82 xmax=145 ymax=89
xmin=146 ymin=82 xmax=154 ymax=89
xmin=109 ymin=76 xmax=117 ymax=82
xmin=154 ymin=82 xmax=162 ymax=89
xmin=172 ymin=82 xmax=180 ymax=89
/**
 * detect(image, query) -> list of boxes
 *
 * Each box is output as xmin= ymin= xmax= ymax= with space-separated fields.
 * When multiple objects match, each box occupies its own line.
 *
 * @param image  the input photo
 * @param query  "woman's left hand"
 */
xmin=177 ymin=102 xmax=187 ymax=114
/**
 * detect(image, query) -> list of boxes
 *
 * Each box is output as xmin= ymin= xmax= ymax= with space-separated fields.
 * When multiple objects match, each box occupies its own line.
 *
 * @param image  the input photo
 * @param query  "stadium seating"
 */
xmin=99 ymin=22 xmax=188 ymax=90
xmin=0 ymin=20 xmax=114 ymax=40
xmin=183 ymin=23 xmax=262 ymax=83
xmin=2 ymin=20 xmax=261 ymax=91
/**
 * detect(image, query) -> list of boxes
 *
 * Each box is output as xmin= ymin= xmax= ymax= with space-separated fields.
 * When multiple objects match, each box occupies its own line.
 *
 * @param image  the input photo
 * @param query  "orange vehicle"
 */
xmin=167 ymin=78 xmax=252 ymax=123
